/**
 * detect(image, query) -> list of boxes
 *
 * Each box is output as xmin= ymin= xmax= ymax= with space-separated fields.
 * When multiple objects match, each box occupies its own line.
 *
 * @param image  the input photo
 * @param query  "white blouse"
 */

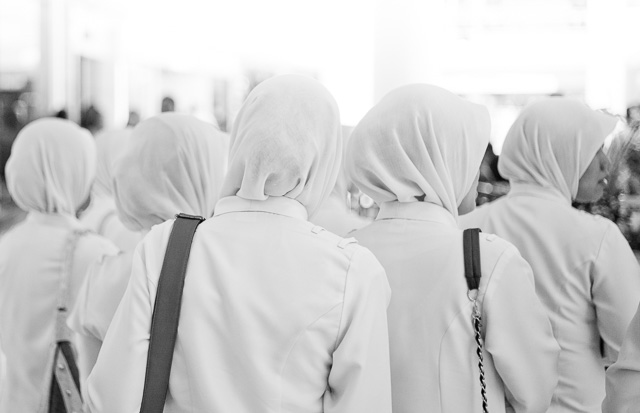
xmin=0 ymin=212 xmax=117 ymax=412
xmin=86 ymin=196 xmax=392 ymax=413
xmin=353 ymin=201 xmax=559 ymax=413
xmin=461 ymin=183 xmax=640 ymax=412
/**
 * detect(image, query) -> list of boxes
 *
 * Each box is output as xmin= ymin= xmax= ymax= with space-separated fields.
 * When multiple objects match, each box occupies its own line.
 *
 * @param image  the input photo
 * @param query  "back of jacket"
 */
xmin=460 ymin=184 xmax=640 ymax=412
xmin=85 ymin=196 xmax=392 ymax=413
xmin=352 ymin=201 xmax=559 ymax=413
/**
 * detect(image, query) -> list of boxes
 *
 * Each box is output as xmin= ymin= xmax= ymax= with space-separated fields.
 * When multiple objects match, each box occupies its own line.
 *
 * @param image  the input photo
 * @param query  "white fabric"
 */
xmin=461 ymin=187 xmax=640 ymax=412
xmin=346 ymin=84 xmax=558 ymax=412
xmin=498 ymin=97 xmax=618 ymax=201
xmin=69 ymin=113 xmax=229 ymax=380
xmin=86 ymin=196 xmax=392 ymax=413
xmin=353 ymin=202 xmax=559 ymax=413
xmin=113 ymin=113 xmax=229 ymax=232
xmin=346 ymin=84 xmax=490 ymax=220
xmin=603 ymin=302 xmax=640 ymax=412
xmin=80 ymin=128 xmax=141 ymax=251
xmin=6 ymin=118 xmax=96 ymax=216
xmin=0 ymin=212 xmax=117 ymax=412
xmin=220 ymin=74 xmax=342 ymax=217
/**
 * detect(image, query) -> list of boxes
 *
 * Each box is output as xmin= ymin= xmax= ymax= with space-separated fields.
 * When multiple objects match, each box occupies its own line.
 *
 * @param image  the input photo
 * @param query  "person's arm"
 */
xmin=323 ymin=247 xmax=392 ymax=413
xmin=603 ymin=303 xmax=640 ymax=412
xmin=483 ymin=246 xmax=560 ymax=413
xmin=84 ymin=240 xmax=155 ymax=413
xmin=592 ymin=223 xmax=640 ymax=365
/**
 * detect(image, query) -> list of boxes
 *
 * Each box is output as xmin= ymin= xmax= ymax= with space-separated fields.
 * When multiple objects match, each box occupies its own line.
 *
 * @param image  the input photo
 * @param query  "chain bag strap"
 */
xmin=140 ymin=213 xmax=205 ymax=413
xmin=463 ymin=228 xmax=488 ymax=413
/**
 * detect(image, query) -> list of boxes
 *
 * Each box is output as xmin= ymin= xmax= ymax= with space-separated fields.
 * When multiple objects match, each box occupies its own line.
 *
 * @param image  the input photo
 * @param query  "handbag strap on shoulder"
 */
xmin=140 ymin=213 xmax=205 ymax=413
xmin=463 ymin=228 xmax=482 ymax=291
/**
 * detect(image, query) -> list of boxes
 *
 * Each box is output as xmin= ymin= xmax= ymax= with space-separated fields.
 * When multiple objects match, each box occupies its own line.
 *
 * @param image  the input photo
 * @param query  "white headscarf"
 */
xmin=498 ymin=97 xmax=618 ymax=201
xmin=220 ymin=74 xmax=342 ymax=217
xmin=346 ymin=84 xmax=490 ymax=219
xmin=6 ymin=118 xmax=96 ymax=216
xmin=113 ymin=113 xmax=229 ymax=232
xmin=92 ymin=128 xmax=132 ymax=199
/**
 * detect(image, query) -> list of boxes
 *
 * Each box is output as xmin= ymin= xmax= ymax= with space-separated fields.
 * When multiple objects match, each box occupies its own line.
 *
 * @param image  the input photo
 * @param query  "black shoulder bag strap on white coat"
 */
xmin=139 ymin=213 xmax=205 ymax=413
xmin=463 ymin=228 xmax=488 ymax=413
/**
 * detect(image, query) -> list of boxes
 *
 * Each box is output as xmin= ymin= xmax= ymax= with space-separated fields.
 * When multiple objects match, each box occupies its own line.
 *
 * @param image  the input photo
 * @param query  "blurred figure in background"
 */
xmin=85 ymin=75 xmax=392 ymax=413
xmin=126 ymin=110 xmax=141 ymax=127
xmin=80 ymin=104 xmax=104 ymax=136
xmin=347 ymin=84 xmax=559 ymax=413
xmin=69 ymin=113 xmax=229 ymax=386
xmin=78 ymin=128 xmax=142 ymax=252
xmin=161 ymin=96 xmax=175 ymax=112
xmin=461 ymin=98 xmax=640 ymax=412
xmin=0 ymin=118 xmax=117 ymax=411
xmin=311 ymin=125 xmax=371 ymax=236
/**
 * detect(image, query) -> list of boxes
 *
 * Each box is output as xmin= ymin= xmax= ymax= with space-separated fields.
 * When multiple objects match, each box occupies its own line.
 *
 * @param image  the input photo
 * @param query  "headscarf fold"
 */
xmin=113 ymin=113 xmax=229 ymax=231
xmin=346 ymin=84 xmax=490 ymax=219
xmin=499 ymin=97 xmax=618 ymax=201
xmin=92 ymin=129 xmax=132 ymax=199
xmin=6 ymin=118 xmax=96 ymax=216
xmin=219 ymin=74 xmax=342 ymax=217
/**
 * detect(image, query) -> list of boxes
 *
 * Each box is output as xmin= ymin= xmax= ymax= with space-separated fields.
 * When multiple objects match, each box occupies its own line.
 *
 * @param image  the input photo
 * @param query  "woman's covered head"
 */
xmin=499 ymin=97 xmax=618 ymax=202
xmin=219 ymin=74 xmax=342 ymax=217
xmin=6 ymin=118 xmax=96 ymax=216
xmin=346 ymin=84 xmax=490 ymax=219
xmin=113 ymin=113 xmax=229 ymax=231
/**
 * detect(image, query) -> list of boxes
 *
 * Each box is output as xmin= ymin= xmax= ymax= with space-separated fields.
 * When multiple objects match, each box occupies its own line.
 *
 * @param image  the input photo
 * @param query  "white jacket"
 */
xmin=461 ymin=183 xmax=640 ymax=412
xmin=354 ymin=201 xmax=560 ymax=413
xmin=86 ymin=196 xmax=392 ymax=413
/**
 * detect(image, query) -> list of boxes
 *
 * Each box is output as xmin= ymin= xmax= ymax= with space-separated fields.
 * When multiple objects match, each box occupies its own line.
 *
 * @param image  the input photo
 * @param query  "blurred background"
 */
xmin=5 ymin=0 xmax=640 ymax=232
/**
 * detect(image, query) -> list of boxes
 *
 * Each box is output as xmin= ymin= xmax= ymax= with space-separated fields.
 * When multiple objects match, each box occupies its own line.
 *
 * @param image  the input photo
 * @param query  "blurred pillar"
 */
xmin=585 ymin=0 xmax=626 ymax=113
xmin=39 ymin=0 xmax=69 ymax=117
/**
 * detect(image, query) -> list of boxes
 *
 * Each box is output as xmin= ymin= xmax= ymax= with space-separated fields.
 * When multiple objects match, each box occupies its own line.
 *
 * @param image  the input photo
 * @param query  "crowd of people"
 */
xmin=0 ymin=74 xmax=639 ymax=412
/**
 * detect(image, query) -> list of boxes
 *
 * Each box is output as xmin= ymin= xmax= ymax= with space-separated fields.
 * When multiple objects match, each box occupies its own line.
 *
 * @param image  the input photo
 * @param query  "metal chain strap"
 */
xmin=471 ymin=297 xmax=489 ymax=413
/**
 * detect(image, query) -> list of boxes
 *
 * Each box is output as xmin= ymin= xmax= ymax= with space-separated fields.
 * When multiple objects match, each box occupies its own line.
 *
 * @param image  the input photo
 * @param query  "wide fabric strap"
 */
xmin=463 ymin=228 xmax=482 ymax=290
xmin=140 ymin=213 xmax=205 ymax=413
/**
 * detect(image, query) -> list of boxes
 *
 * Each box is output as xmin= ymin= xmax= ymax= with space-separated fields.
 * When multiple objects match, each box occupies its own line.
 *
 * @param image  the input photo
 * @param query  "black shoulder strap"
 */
xmin=463 ymin=228 xmax=482 ymax=291
xmin=140 ymin=213 xmax=205 ymax=413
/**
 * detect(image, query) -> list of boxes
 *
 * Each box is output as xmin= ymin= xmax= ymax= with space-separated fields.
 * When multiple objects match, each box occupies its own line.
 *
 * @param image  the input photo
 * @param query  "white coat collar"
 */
xmin=506 ymin=182 xmax=572 ymax=206
xmin=214 ymin=196 xmax=309 ymax=221
xmin=376 ymin=201 xmax=458 ymax=227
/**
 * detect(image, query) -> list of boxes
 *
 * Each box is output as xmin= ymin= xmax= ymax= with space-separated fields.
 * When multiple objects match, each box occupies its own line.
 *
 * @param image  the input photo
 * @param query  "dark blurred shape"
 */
xmin=127 ymin=110 xmax=141 ymax=127
xmin=80 ymin=105 xmax=104 ymax=135
xmin=54 ymin=109 xmax=68 ymax=119
xmin=627 ymin=104 xmax=640 ymax=124
xmin=161 ymin=96 xmax=175 ymax=112
xmin=476 ymin=143 xmax=509 ymax=205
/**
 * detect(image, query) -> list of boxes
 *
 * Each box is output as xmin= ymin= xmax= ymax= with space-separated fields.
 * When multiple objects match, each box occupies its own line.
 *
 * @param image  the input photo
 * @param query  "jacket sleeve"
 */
xmin=323 ymin=247 xmax=392 ymax=413
xmin=84 ymin=238 xmax=156 ymax=413
xmin=592 ymin=222 xmax=640 ymax=365
xmin=602 ymin=302 xmax=640 ymax=412
xmin=483 ymin=245 xmax=560 ymax=413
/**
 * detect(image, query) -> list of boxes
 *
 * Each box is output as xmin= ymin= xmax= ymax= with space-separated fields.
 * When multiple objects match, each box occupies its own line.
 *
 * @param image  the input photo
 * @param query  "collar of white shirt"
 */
xmin=214 ymin=196 xmax=309 ymax=221
xmin=507 ymin=182 xmax=571 ymax=206
xmin=376 ymin=201 xmax=458 ymax=227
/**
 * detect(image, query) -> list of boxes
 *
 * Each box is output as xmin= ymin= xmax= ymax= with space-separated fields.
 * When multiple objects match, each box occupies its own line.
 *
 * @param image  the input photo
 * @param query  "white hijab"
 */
xmin=499 ymin=97 xmax=618 ymax=202
xmin=220 ymin=74 xmax=342 ymax=217
xmin=113 ymin=113 xmax=229 ymax=232
xmin=92 ymin=128 xmax=132 ymax=199
xmin=6 ymin=118 xmax=96 ymax=216
xmin=346 ymin=84 xmax=490 ymax=219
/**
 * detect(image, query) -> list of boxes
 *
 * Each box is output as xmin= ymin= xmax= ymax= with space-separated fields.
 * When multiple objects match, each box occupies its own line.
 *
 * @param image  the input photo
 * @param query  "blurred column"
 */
xmin=39 ymin=0 xmax=69 ymax=116
xmin=585 ymin=0 xmax=626 ymax=113
xmin=373 ymin=0 xmax=450 ymax=101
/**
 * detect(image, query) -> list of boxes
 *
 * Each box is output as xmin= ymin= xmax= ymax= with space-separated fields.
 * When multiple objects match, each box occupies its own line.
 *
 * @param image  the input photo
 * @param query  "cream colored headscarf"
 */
xmin=92 ymin=129 xmax=132 ymax=199
xmin=6 ymin=118 xmax=96 ymax=216
xmin=219 ymin=74 xmax=342 ymax=217
xmin=346 ymin=84 xmax=490 ymax=219
xmin=113 ymin=113 xmax=229 ymax=232
xmin=498 ymin=97 xmax=618 ymax=201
